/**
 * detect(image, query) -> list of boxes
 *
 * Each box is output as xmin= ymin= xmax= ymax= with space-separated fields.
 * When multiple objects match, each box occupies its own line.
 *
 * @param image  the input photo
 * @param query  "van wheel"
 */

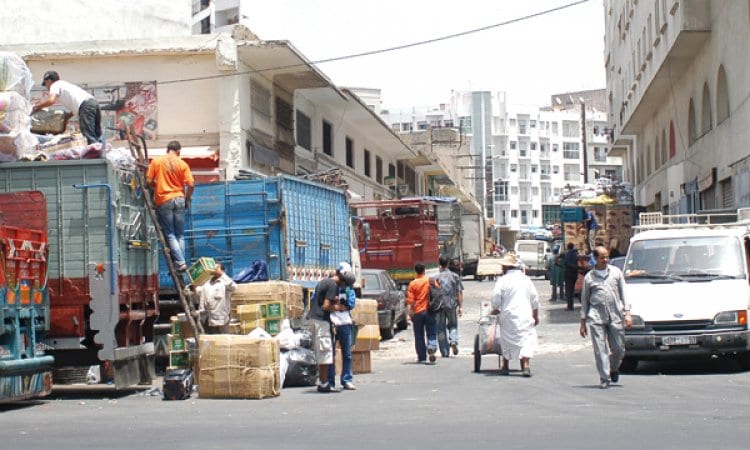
xmin=619 ymin=357 xmax=638 ymax=372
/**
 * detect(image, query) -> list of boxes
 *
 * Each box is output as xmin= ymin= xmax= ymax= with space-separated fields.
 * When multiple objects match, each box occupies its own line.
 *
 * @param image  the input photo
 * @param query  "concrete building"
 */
xmin=0 ymin=2 xmax=419 ymax=200
xmin=384 ymin=90 xmax=622 ymax=234
xmin=604 ymin=0 xmax=750 ymax=212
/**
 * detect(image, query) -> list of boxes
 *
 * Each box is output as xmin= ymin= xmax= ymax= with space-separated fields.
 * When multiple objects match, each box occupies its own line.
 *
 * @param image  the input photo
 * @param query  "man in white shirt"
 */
xmin=33 ymin=70 xmax=102 ymax=144
xmin=197 ymin=264 xmax=237 ymax=334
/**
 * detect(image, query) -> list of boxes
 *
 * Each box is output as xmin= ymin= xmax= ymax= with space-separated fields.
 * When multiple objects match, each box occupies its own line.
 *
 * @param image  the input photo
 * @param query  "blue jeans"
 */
xmin=435 ymin=308 xmax=459 ymax=356
xmin=412 ymin=311 xmax=437 ymax=362
xmin=157 ymin=197 xmax=186 ymax=266
xmin=328 ymin=324 xmax=354 ymax=386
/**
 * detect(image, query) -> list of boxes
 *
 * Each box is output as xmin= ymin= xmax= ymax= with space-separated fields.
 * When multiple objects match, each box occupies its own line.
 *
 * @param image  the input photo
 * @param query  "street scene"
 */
xmin=2 ymin=1 xmax=750 ymax=449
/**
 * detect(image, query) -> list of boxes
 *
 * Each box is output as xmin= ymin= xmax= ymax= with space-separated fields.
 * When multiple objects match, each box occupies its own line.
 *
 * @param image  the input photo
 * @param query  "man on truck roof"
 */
xmin=33 ymin=70 xmax=102 ymax=144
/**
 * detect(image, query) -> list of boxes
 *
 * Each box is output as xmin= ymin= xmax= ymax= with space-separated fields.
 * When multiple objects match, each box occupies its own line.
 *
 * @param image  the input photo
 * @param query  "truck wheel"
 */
xmin=737 ymin=352 xmax=750 ymax=371
xmin=473 ymin=335 xmax=481 ymax=372
xmin=619 ymin=357 xmax=638 ymax=372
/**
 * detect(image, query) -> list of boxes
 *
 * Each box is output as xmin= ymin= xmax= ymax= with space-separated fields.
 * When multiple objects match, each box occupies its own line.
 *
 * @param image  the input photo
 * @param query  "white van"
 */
xmin=620 ymin=209 xmax=750 ymax=370
xmin=514 ymin=239 xmax=551 ymax=278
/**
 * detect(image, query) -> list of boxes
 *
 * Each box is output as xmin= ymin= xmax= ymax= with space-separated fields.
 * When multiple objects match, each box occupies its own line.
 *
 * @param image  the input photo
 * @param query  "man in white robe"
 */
xmin=491 ymin=253 xmax=540 ymax=377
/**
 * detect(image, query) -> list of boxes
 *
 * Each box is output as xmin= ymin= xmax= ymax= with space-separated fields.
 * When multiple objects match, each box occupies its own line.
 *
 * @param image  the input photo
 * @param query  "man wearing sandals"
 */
xmin=491 ymin=253 xmax=540 ymax=377
xmin=147 ymin=140 xmax=194 ymax=272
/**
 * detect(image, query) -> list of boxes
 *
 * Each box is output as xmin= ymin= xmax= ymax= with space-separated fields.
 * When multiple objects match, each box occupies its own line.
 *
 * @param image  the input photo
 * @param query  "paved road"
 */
xmin=3 ymin=277 xmax=750 ymax=449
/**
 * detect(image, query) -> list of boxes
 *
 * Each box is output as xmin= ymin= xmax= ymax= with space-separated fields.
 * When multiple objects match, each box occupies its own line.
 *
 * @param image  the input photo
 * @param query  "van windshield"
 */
xmin=623 ymin=236 xmax=746 ymax=281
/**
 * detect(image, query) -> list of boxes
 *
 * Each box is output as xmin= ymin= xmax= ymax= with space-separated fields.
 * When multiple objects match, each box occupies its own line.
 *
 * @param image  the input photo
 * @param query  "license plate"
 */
xmin=662 ymin=336 xmax=697 ymax=346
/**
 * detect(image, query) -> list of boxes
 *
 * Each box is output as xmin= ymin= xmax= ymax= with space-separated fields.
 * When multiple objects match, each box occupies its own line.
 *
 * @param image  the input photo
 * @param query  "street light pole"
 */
xmin=580 ymin=99 xmax=589 ymax=184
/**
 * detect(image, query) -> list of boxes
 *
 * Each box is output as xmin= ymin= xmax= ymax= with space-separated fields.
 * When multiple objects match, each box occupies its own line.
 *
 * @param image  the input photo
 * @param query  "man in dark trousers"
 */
xmin=563 ymin=242 xmax=580 ymax=311
xmin=33 ymin=71 xmax=102 ymax=144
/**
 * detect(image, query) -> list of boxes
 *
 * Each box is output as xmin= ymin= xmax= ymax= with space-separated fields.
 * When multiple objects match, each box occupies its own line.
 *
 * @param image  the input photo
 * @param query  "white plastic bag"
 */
xmin=248 ymin=326 xmax=272 ymax=339
xmin=275 ymin=327 xmax=298 ymax=351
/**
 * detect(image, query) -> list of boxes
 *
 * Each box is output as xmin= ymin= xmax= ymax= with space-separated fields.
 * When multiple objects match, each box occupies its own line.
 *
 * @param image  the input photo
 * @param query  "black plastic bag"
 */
xmin=283 ymin=347 xmax=318 ymax=387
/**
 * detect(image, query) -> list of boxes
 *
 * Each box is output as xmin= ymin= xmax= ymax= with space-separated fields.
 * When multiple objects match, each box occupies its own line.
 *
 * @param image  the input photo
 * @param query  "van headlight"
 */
xmin=628 ymin=314 xmax=645 ymax=329
xmin=713 ymin=310 xmax=748 ymax=326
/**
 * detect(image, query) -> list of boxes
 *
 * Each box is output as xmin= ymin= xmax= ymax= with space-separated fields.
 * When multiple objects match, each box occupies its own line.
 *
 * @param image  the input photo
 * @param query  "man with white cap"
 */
xmin=308 ymin=261 xmax=357 ymax=392
xmin=491 ymin=253 xmax=540 ymax=377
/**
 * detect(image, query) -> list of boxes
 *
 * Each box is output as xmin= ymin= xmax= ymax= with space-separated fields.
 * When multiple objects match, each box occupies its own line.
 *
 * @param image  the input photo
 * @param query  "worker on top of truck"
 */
xmin=580 ymin=208 xmax=598 ymax=254
xmin=33 ymin=70 xmax=102 ymax=144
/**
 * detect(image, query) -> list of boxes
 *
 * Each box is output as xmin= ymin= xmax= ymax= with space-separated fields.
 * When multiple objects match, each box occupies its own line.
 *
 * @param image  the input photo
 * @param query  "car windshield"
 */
xmin=623 ymin=236 xmax=746 ymax=281
xmin=363 ymin=273 xmax=381 ymax=290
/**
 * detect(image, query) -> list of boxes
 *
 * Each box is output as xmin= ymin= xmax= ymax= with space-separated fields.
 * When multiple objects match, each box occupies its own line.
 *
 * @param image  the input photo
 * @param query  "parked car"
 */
xmin=361 ymin=269 xmax=408 ymax=339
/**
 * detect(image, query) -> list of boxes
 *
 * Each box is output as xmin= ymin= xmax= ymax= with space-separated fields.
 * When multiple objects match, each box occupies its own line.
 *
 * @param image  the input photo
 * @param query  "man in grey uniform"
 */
xmin=579 ymin=246 xmax=632 ymax=389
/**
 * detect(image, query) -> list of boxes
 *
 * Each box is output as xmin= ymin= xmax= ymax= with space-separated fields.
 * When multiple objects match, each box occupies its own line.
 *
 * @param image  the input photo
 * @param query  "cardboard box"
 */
xmin=169 ymin=350 xmax=190 ymax=368
xmin=168 ymin=333 xmax=185 ymax=351
xmin=175 ymin=313 xmax=196 ymax=339
xmin=232 ymin=281 xmax=304 ymax=320
xmin=236 ymin=304 xmax=263 ymax=321
xmin=264 ymin=301 xmax=285 ymax=320
xmin=197 ymin=335 xmax=280 ymax=399
xmin=354 ymin=324 xmax=381 ymax=352
xmin=241 ymin=319 xmax=265 ymax=334
xmin=188 ymin=257 xmax=217 ymax=286
xmin=351 ymin=299 xmax=379 ymax=326
xmin=334 ymin=348 xmax=372 ymax=375
xmin=265 ymin=319 xmax=282 ymax=336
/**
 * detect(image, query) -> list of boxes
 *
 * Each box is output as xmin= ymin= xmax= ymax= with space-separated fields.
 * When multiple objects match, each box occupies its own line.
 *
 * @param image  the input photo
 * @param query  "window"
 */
xmin=364 ymin=149 xmax=371 ymax=177
xmin=295 ymin=110 xmax=311 ymax=150
xmin=564 ymin=164 xmax=580 ymax=182
xmin=251 ymin=80 xmax=271 ymax=118
xmin=562 ymin=120 xmax=579 ymax=138
xmin=531 ymin=165 xmax=537 ymax=173
xmin=551 ymin=122 xmax=559 ymax=136
xmin=520 ymin=185 xmax=530 ymax=202
xmin=553 ymin=165 xmax=559 ymax=174
xmin=389 ymin=163 xmax=396 ymax=178
xmin=701 ymin=82 xmax=712 ymax=134
xmin=518 ymin=120 xmax=527 ymax=135
xmin=563 ymin=142 xmax=580 ymax=159
xmin=594 ymin=146 xmax=607 ymax=162
xmin=520 ymin=164 xmax=530 ymax=179
xmin=669 ymin=121 xmax=676 ymax=159
xmin=459 ymin=117 xmax=472 ymax=133
xmin=552 ymin=143 xmax=559 ymax=152
xmin=532 ymin=210 xmax=539 ymax=219
xmin=275 ymin=97 xmax=293 ymax=131
xmin=688 ymin=98 xmax=697 ymax=145
xmin=494 ymin=181 xmax=509 ymax=201
xmin=401 ymin=122 xmax=413 ymax=132
xmin=519 ymin=141 xmax=528 ymax=157
xmin=509 ymin=118 xmax=517 ymax=128
xmin=346 ymin=137 xmax=354 ymax=168
xmin=530 ymin=142 xmax=537 ymax=151
xmin=520 ymin=210 xmax=528 ymax=225
xmin=510 ymin=141 xmax=517 ymax=150
xmin=376 ymin=156 xmax=383 ymax=183
xmin=510 ymin=164 xmax=517 ymax=172
xmin=511 ymin=210 xmax=518 ymax=218
xmin=530 ymin=120 xmax=537 ymax=128
xmin=511 ymin=186 xmax=519 ymax=195
xmin=716 ymin=65 xmax=730 ymax=124
xmin=322 ymin=120 xmax=333 ymax=156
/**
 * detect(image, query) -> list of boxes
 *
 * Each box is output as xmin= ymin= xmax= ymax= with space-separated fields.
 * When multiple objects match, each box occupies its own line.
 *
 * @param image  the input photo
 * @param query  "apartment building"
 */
xmin=604 ymin=0 xmax=750 ymax=212
xmin=385 ymin=90 xmax=621 ymax=231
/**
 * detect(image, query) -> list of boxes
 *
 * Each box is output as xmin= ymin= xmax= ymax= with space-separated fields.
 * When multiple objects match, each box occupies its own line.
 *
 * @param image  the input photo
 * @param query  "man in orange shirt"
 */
xmin=146 ymin=141 xmax=194 ymax=272
xmin=406 ymin=263 xmax=438 ymax=364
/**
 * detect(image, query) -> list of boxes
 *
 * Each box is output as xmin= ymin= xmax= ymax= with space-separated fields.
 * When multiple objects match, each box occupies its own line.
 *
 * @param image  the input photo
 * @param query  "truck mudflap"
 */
xmin=625 ymin=330 xmax=750 ymax=357
xmin=0 ymin=356 xmax=54 ymax=403
xmin=112 ymin=343 xmax=155 ymax=389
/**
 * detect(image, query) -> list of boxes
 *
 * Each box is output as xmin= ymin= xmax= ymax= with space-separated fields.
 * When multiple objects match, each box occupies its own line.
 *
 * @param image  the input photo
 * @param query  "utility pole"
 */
xmin=580 ymin=99 xmax=589 ymax=184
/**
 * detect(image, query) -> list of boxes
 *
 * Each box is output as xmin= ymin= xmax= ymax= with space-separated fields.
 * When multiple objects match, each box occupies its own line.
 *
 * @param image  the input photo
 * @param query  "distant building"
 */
xmin=383 ymin=90 xmax=622 ymax=232
xmin=604 ymin=1 xmax=750 ymax=212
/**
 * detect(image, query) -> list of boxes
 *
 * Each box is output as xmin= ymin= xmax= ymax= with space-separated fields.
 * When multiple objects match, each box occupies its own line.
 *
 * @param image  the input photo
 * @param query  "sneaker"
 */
xmin=499 ymin=367 xmax=510 ymax=376
xmin=317 ymin=383 xmax=332 ymax=393
xmin=522 ymin=367 xmax=532 ymax=378
xmin=428 ymin=348 xmax=436 ymax=363
xmin=599 ymin=379 xmax=610 ymax=389
xmin=610 ymin=371 xmax=619 ymax=383
xmin=451 ymin=343 xmax=459 ymax=355
xmin=342 ymin=382 xmax=356 ymax=391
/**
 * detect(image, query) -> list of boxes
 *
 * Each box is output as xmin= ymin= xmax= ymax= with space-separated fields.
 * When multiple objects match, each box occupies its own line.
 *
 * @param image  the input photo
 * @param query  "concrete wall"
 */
xmin=0 ymin=0 xmax=192 ymax=45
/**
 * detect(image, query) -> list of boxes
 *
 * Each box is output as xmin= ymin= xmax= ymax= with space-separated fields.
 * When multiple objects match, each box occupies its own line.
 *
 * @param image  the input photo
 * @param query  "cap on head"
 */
xmin=42 ymin=70 xmax=60 ymax=86
xmin=336 ymin=262 xmax=355 ymax=287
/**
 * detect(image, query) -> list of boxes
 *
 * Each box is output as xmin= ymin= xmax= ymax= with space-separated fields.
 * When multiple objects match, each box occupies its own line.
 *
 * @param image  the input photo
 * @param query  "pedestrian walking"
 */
xmin=563 ymin=243 xmax=580 ymax=311
xmin=491 ymin=253 xmax=540 ymax=377
xmin=196 ymin=263 xmax=236 ymax=334
xmin=579 ymin=246 xmax=632 ymax=389
xmin=307 ymin=262 xmax=357 ymax=393
xmin=406 ymin=263 xmax=438 ymax=364
xmin=33 ymin=70 xmax=102 ymax=144
xmin=146 ymin=140 xmax=194 ymax=272
xmin=547 ymin=247 xmax=564 ymax=302
xmin=431 ymin=257 xmax=464 ymax=357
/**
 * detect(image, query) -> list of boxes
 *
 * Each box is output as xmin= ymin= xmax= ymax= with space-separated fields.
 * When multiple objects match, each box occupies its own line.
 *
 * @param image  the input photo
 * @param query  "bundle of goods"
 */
xmin=231 ymin=281 xmax=305 ymax=335
xmin=0 ymin=52 xmax=38 ymax=162
xmin=197 ymin=334 xmax=281 ymax=399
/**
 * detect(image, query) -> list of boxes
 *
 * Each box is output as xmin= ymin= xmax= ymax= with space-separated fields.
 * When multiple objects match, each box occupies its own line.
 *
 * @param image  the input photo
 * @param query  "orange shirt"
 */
xmin=146 ymin=153 xmax=194 ymax=206
xmin=407 ymin=274 xmax=430 ymax=314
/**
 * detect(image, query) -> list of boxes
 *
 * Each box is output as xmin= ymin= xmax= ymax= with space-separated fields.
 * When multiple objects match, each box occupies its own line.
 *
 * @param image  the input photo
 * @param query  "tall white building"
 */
xmin=385 ymin=90 xmax=622 ymax=231
xmin=604 ymin=0 xmax=750 ymax=212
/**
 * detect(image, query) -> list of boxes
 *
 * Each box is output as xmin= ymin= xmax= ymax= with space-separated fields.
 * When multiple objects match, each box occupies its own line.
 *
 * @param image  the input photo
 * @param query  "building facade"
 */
xmin=604 ymin=0 xmax=750 ymax=212
xmin=385 ymin=90 xmax=622 ymax=232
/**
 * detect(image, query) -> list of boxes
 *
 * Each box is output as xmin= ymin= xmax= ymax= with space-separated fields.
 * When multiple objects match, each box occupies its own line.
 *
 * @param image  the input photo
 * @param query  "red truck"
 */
xmin=352 ymin=198 xmax=440 ymax=287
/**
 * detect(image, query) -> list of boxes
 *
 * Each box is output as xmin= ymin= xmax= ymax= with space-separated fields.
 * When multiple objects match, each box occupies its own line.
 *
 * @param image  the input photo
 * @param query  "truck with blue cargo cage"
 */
xmin=0 ymin=159 xmax=160 ymax=388
xmin=154 ymin=175 xmax=355 ymax=363
xmin=0 ymin=192 xmax=54 ymax=402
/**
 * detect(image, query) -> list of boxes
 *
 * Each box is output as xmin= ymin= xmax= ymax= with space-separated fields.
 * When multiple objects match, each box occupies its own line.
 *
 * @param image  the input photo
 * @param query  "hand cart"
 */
xmin=473 ymin=300 xmax=503 ymax=372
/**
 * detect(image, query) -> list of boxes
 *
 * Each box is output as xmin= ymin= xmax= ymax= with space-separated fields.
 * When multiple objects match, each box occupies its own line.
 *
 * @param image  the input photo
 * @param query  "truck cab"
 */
xmin=621 ymin=209 xmax=750 ymax=370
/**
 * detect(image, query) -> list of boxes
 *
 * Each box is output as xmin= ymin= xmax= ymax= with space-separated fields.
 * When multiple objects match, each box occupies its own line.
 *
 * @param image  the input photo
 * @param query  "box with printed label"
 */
xmin=169 ymin=350 xmax=190 ymax=368
xmin=187 ymin=257 xmax=217 ymax=286
xmin=265 ymin=319 xmax=282 ymax=336
xmin=168 ymin=333 xmax=185 ymax=351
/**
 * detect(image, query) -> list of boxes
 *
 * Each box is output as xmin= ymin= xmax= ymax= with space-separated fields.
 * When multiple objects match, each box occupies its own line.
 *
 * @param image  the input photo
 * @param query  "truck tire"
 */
xmin=737 ymin=352 xmax=750 ymax=371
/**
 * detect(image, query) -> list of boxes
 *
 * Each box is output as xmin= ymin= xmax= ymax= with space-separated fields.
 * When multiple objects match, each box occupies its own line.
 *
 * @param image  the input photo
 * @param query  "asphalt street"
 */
xmin=2 ymin=277 xmax=750 ymax=449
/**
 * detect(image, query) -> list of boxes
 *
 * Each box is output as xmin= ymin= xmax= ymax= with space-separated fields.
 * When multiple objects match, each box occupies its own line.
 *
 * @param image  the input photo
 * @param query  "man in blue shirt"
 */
xmin=581 ymin=208 xmax=598 ymax=254
xmin=563 ymin=243 xmax=580 ymax=311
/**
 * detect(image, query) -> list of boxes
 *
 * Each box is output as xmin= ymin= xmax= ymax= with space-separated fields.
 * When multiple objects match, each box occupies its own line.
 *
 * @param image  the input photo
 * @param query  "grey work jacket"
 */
xmin=580 ymin=265 xmax=629 ymax=324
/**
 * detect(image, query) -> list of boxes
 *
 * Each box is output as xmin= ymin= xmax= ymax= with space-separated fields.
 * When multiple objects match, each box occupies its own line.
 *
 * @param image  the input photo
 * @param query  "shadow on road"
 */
xmin=0 ymin=400 xmax=46 ymax=412
xmin=49 ymin=385 xmax=152 ymax=400
xmin=543 ymin=303 xmax=583 ymax=324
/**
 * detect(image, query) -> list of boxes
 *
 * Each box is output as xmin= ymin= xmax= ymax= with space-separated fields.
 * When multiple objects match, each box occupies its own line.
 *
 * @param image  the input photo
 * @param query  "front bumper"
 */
xmin=625 ymin=329 xmax=750 ymax=358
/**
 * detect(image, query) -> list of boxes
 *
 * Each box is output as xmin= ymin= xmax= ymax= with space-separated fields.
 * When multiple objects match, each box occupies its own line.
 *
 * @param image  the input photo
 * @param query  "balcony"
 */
xmin=620 ymin=0 xmax=711 ymax=134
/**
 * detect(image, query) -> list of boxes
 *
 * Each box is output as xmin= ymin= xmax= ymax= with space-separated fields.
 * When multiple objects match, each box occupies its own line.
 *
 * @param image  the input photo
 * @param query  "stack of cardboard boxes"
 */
xmin=229 ymin=281 xmax=304 ymax=336
xmin=337 ymin=298 xmax=381 ymax=374
xmin=168 ymin=313 xmax=197 ymax=370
